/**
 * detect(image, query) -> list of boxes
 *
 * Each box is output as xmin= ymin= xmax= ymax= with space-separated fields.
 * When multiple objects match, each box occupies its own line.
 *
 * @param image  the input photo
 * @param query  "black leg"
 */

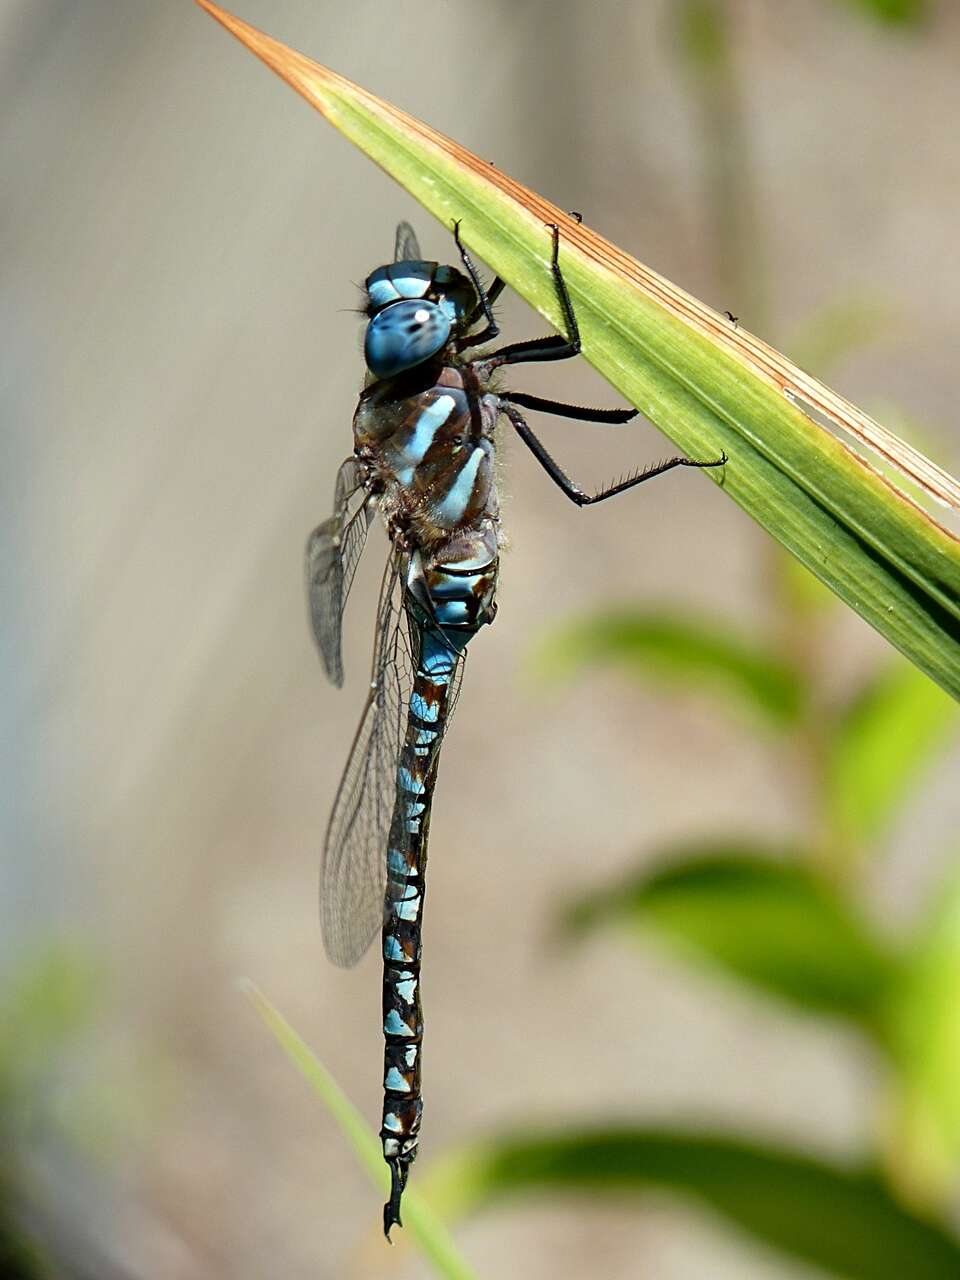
xmin=465 ymin=275 xmax=505 ymax=329
xmin=485 ymin=276 xmax=507 ymax=306
xmin=485 ymin=333 xmax=579 ymax=365
xmin=502 ymin=403 xmax=726 ymax=507
xmin=501 ymin=390 xmax=637 ymax=425
xmin=452 ymin=221 xmax=500 ymax=351
xmin=486 ymin=223 xmax=583 ymax=368
xmin=545 ymin=222 xmax=580 ymax=353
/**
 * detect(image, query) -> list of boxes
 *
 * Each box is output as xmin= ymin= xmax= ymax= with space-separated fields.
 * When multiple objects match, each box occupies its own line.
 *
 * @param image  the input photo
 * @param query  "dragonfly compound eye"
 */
xmin=364 ymin=299 xmax=452 ymax=378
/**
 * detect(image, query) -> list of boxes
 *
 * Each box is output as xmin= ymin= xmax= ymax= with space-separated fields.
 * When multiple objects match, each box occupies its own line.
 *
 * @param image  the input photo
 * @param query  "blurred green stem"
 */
xmin=243 ymin=984 xmax=477 ymax=1280
xmin=675 ymin=1 xmax=845 ymax=869
xmin=675 ymin=0 xmax=767 ymax=326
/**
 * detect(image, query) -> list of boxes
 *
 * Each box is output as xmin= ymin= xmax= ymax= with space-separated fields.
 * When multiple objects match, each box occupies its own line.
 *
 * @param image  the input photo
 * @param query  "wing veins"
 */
xmin=394 ymin=221 xmax=422 ymax=263
xmin=319 ymin=556 xmax=467 ymax=967
xmin=306 ymin=458 xmax=374 ymax=687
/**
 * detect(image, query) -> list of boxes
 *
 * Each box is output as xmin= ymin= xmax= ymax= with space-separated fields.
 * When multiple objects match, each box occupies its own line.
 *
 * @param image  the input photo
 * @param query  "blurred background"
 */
xmin=2 ymin=1 xmax=959 ymax=1277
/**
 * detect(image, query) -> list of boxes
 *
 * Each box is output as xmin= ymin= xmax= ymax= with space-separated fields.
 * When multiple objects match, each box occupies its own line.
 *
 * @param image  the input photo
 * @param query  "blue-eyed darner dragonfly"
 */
xmin=307 ymin=219 xmax=724 ymax=1237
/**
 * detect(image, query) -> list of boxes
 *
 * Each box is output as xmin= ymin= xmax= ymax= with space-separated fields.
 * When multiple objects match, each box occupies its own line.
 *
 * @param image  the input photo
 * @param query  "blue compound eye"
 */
xmin=432 ymin=267 xmax=477 ymax=324
xmin=364 ymin=299 xmax=451 ymax=377
xmin=366 ymin=262 xmax=434 ymax=309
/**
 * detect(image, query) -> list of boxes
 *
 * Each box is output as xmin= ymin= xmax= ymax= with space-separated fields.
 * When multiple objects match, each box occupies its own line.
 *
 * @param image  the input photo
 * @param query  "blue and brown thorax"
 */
xmin=354 ymin=363 xmax=500 ymax=635
xmin=353 ymin=251 xmax=501 ymax=636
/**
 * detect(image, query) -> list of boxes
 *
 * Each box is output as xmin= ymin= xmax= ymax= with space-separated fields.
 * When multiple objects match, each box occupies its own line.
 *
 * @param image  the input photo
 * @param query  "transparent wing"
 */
xmin=320 ymin=557 xmax=466 ymax=967
xmin=394 ymin=221 xmax=421 ymax=263
xmin=305 ymin=457 xmax=374 ymax=688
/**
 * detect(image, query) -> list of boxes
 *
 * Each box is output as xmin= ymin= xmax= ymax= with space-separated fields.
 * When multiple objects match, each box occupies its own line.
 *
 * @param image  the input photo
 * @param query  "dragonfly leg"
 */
xmin=501 ymin=402 xmax=726 ymax=506
xmin=453 ymin=220 xmax=502 ymax=351
xmin=482 ymin=276 xmax=507 ymax=308
xmin=484 ymin=223 xmax=583 ymax=367
xmin=500 ymin=389 xmax=637 ymax=425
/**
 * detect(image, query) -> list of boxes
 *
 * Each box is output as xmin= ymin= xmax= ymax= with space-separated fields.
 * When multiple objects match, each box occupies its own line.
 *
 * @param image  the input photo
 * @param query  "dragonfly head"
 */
xmin=363 ymin=260 xmax=477 ymax=378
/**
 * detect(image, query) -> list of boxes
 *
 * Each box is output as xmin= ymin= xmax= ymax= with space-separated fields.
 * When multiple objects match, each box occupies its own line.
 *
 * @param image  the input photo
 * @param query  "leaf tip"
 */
xmin=194 ymin=0 xmax=340 ymax=123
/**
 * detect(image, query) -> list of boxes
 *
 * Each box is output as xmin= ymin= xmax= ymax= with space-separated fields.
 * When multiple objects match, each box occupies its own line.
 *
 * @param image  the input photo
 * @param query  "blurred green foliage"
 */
xmin=0 ymin=1224 xmax=50 ymax=1280
xmin=535 ymin=611 xmax=805 ymax=728
xmin=0 ymin=946 xmax=98 ymax=1143
xmin=534 ymin=565 xmax=957 ymax=1197
xmin=787 ymin=297 xmax=897 ymax=380
xmin=882 ymin=863 xmax=960 ymax=1200
xmin=426 ymin=1131 xmax=960 ymax=1280
xmin=825 ymin=661 xmax=955 ymax=857
xmin=522 ymin=462 xmax=958 ymax=1270
xmin=0 ymin=945 xmax=100 ymax=1279
xmin=495 ymin=26 xmax=959 ymax=1245
xmin=563 ymin=845 xmax=897 ymax=1022
xmin=839 ymin=0 xmax=927 ymax=25
xmin=676 ymin=1 xmax=728 ymax=69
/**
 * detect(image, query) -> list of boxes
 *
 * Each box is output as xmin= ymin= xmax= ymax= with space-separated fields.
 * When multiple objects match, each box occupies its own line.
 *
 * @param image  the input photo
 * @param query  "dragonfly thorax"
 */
xmin=353 ymin=364 xmax=500 ymax=559
xmin=363 ymin=259 xmax=477 ymax=378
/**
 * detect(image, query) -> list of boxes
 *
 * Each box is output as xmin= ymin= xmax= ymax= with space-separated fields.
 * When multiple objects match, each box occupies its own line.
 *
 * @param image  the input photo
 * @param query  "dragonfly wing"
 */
xmin=306 ymin=457 xmax=374 ymax=687
xmin=321 ymin=558 xmax=409 ymax=966
xmin=320 ymin=560 xmax=468 ymax=967
xmin=394 ymin=221 xmax=422 ymax=263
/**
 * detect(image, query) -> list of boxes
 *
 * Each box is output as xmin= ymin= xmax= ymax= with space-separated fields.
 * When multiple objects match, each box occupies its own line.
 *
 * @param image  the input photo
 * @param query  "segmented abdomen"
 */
xmin=379 ymin=551 xmax=497 ymax=1236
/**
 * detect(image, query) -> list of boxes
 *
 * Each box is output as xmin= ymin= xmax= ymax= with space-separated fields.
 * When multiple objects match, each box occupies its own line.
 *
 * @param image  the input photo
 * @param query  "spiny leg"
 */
xmin=452 ymin=220 xmax=501 ymax=351
xmin=545 ymin=221 xmax=580 ymax=353
xmin=500 ymin=389 xmax=637 ymax=425
xmin=501 ymin=402 xmax=726 ymax=506
xmin=486 ymin=223 xmax=583 ymax=367
xmin=466 ymin=274 xmax=506 ymax=328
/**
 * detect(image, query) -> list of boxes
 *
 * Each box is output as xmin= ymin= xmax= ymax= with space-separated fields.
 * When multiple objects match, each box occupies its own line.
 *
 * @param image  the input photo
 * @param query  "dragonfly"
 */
xmin=306 ymin=218 xmax=724 ymax=1237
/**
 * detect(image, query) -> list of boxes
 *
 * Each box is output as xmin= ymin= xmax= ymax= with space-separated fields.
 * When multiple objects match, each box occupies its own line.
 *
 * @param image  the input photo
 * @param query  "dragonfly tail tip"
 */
xmin=383 ymin=1159 xmax=406 ymax=1240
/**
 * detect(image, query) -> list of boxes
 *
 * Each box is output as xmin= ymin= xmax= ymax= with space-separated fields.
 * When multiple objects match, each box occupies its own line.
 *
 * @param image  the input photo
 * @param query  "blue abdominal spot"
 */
xmin=364 ymin=300 xmax=451 ymax=377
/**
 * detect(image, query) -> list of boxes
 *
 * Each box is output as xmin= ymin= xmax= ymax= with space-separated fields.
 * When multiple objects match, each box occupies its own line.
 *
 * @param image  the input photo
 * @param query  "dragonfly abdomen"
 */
xmin=380 ymin=628 xmax=454 ymax=1236
xmin=379 ymin=551 xmax=496 ymax=1237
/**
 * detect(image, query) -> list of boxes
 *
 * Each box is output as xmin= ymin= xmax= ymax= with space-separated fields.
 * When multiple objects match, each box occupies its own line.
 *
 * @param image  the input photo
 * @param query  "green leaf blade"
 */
xmin=882 ymin=862 xmax=960 ymax=1201
xmin=427 ymin=1129 xmax=960 ymax=1280
xmin=825 ymin=661 xmax=958 ymax=853
xmin=564 ymin=848 xmax=897 ymax=1021
xmin=840 ymin=0 xmax=927 ymax=26
xmin=534 ymin=609 xmax=805 ymax=727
